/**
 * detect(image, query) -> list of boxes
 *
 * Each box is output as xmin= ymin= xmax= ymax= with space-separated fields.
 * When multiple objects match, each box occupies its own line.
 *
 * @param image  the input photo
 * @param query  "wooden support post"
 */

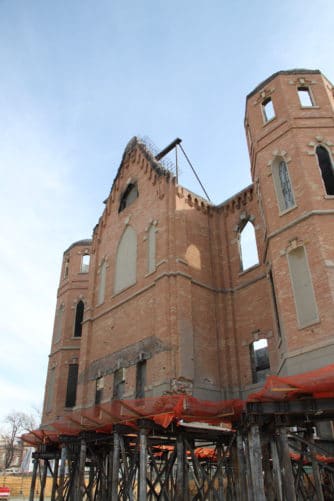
xmin=51 ymin=457 xmax=59 ymax=501
xmin=176 ymin=434 xmax=185 ymax=501
xmin=248 ymin=424 xmax=266 ymax=501
xmin=58 ymin=446 xmax=67 ymax=501
xmin=39 ymin=459 xmax=48 ymax=501
xmin=244 ymin=435 xmax=254 ymax=501
xmin=29 ymin=458 xmax=39 ymax=501
xmin=216 ymin=442 xmax=225 ymax=501
xmin=270 ymin=436 xmax=282 ymax=501
xmin=139 ymin=427 xmax=148 ymax=501
xmin=236 ymin=433 xmax=247 ymax=501
xmin=277 ymin=428 xmax=296 ymax=501
xmin=111 ymin=430 xmax=120 ymax=501
xmin=77 ymin=439 xmax=87 ymax=501
xmin=107 ymin=450 xmax=113 ymax=501
xmin=306 ymin=428 xmax=324 ymax=501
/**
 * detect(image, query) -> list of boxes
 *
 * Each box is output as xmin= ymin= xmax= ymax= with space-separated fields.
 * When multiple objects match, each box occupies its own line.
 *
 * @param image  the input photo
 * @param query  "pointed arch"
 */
xmin=239 ymin=220 xmax=259 ymax=271
xmin=315 ymin=145 xmax=334 ymax=195
xmin=74 ymin=300 xmax=84 ymax=337
xmin=114 ymin=226 xmax=137 ymax=293
xmin=118 ymin=183 xmax=138 ymax=213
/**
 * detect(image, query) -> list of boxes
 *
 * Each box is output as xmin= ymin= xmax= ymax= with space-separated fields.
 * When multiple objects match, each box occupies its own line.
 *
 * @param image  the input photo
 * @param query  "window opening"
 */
xmin=239 ymin=221 xmax=259 ymax=271
xmin=298 ymin=86 xmax=314 ymax=107
xmin=250 ymin=339 xmax=270 ymax=383
xmin=119 ymin=183 xmax=138 ymax=213
xmin=136 ymin=360 xmax=147 ymax=399
xmin=147 ymin=224 xmax=156 ymax=273
xmin=97 ymin=260 xmax=107 ymax=305
xmin=262 ymin=97 xmax=275 ymax=122
xmin=316 ymin=145 xmax=334 ymax=195
xmin=64 ymin=257 xmax=69 ymax=279
xmin=74 ymin=300 xmax=84 ymax=337
xmin=113 ymin=369 xmax=125 ymax=400
xmin=287 ymin=246 xmax=318 ymax=327
xmin=274 ymin=159 xmax=295 ymax=211
xmin=65 ymin=364 xmax=78 ymax=408
xmin=95 ymin=376 xmax=104 ymax=405
xmin=81 ymin=254 xmax=90 ymax=273
xmin=54 ymin=304 xmax=64 ymax=343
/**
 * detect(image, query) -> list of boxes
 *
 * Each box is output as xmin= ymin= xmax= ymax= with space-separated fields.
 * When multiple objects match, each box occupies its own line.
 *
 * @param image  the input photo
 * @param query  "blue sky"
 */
xmin=1 ymin=0 xmax=334 ymax=424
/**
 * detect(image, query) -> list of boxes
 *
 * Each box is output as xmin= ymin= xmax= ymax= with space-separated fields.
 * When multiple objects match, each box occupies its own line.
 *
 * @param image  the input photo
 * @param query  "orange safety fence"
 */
xmin=22 ymin=364 xmax=334 ymax=449
xmin=248 ymin=363 xmax=334 ymax=402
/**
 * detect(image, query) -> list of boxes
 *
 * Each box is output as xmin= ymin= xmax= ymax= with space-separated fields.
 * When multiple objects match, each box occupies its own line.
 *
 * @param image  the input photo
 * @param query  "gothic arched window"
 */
xmin=316 ymin=145 xmax=334 ymax=195
xmin=74 ymin=300 xmax=84 ymax=337
xmin=272 ymin=158 xmax=295 ymax=212
xmin=114 ymin=226 xmax=137 ymax=293
xmin=119 ymin=183 xmax=138 ymax=213
xmin=147 ymin=224 xmax=156 ymax=274
xmin=239 ymin=221 xmax=259 ymax=271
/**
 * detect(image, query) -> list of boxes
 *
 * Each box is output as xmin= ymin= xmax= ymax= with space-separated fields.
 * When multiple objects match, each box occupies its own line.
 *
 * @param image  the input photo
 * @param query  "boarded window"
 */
xmin=147 ymin=224 xmax=156 ymax=273
xmin=239 ymin=221 xmax=259 ymax=271
xmin=298 ymin=87 xmax=314 ymax=107
xmin=114 ymin=226 xmax=137 ymax=293
xmin=135 ymin=360 xmax=147 ymax=399
xmin=113 ymin=369 xmax=125 ymax=400
xmin=262 ymin=97 xmax=275 ymax=122
xmin=119 ymin=183 xmax=138 ymax=212
xmin=316 ymin=145 xmax=334 ymax=195
xmin=287 ymin=246 xmax=318 ymax=328
xmin=272 ymin=158 xmax=295 ymax=211
xmin=250 ymin=339 xmax=270 ymax=384
xmin=97 ymin=260 xmax=107 ymax=305
xmin=45 ymin=367 xmax=55 ymax=413
xmin=64 ymin=257 xmax=69 ymax=279
xmin=65 ymin=364 xmax=79 ymax=408
xmin=95 ymin=376 xmax=104 ymax=405
xmin=54 ymin=304 xmax=64 ymax=343
xmin=81 ymin=254 xmax=90 ymax=273
xmin=74 ymin=300 xmax=84 ymax=337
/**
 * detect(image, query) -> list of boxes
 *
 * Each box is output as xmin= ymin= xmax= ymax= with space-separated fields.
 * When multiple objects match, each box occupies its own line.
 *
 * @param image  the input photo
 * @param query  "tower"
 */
xmin=245 ymin=69 xmax=334 ymax=376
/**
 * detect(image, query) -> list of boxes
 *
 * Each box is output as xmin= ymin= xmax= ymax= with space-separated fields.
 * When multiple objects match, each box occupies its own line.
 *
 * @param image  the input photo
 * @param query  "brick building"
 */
xmin=41 ymin=69 xmax=334 ymax=429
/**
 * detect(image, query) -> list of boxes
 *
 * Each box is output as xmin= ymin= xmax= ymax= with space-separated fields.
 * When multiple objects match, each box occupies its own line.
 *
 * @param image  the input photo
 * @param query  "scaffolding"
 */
xmin=24 ymin=364 xmax=334 ymax=500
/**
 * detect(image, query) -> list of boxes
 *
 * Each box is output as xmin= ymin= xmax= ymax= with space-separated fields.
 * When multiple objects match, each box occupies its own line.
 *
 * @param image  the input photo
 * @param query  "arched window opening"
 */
xmin=97 ymin=260 xmax=107 ymax=305
xmin=147 ymin=224 xmax=156 ymax=274
xmin=262 ymin=97 xmax=275 ymax=122
xmin=81 ymin=254 xmax=90 ymax=273
xmin=74 ymin=300 xmax=84 ymax=337
xmin=54 ymin=304 xmax=64 ymax=343
xmin=316 ymin=145 xmax=334 ymax=195
xmin=114 ymin=226 xmax=137 ymax=293
xmin=272 ymin=158 xmax=295 ymax=212
xmin=65 ymin=363 xmax=78 ymax=408
xmin=250 ymin=339 xmax=270 ymax=383
xmin=95 ymin=376 xmax=104 ymax=405
xmin=239 ymin=221 xmax=259 ymax=271
xmin=119 ymin=183 xmax=138 ymax=213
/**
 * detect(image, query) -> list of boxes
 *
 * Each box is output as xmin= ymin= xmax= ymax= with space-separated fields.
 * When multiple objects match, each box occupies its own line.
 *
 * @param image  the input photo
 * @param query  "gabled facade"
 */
xmin=41 ymin=69 xmax=334 ymax=428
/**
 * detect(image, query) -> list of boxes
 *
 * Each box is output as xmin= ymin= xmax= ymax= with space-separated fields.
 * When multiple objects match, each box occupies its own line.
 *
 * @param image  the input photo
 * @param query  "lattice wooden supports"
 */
xmin=28 ymin=418 xmax=334 ymax=500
